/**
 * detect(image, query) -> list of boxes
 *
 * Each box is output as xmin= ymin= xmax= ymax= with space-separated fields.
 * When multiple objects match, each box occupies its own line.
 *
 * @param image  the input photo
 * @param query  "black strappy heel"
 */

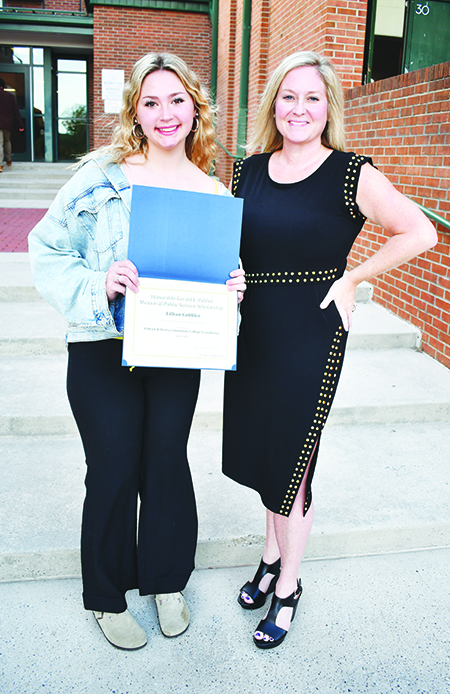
xmin=253 ymin=579 xmax=302 ymax=649
xmin=238 ymin=558 xmax=281 ymax=610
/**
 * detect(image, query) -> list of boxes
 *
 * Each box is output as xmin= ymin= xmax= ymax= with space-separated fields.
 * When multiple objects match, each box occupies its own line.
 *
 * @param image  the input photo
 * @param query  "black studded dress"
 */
xmin=222 ymin=150 xmax=373 ymax=517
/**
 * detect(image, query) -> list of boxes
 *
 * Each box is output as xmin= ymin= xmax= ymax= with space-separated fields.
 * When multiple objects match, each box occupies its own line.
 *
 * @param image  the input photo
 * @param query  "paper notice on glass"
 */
xmin=122 ymin=278 xmax=238 ymax=370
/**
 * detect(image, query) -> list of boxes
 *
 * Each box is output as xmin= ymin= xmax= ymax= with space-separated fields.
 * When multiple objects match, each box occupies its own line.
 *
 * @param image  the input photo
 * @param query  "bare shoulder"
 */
xmin=357 ymin=162 xmax=437 ymax=244
xmin=188 ymin=163 xmax=218 ymax=194
xmin=357 ymin=163 xmax=415 ymax=224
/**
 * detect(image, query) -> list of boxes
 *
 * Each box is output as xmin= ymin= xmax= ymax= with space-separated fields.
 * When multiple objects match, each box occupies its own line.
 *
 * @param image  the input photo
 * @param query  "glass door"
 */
xmin=0 ymin=45 xmax=49 ymax=160
xmin=0 ymin=66 xmax=31 ymax=161
xmin=55 ymin=58 xmax=88 ymax=161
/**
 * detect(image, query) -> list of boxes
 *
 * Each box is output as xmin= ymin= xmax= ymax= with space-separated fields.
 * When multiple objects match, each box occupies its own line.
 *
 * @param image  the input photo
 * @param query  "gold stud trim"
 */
xmin=344 ymin=154 xmax=368 ymax=220
xmin=232 ymin=158 xmax=245 ymax=195
xmin=279 ymin=327 xmax=345 ymax=516
xmin=245 ymin=268 xmax=338 ymax=285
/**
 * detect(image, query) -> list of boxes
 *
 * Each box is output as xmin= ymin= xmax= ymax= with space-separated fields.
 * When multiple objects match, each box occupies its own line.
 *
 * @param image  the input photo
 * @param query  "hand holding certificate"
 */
xmin=124 ymin=278 xmax=238 ymax=369
xmin=122 ymin=185 xmax=243 ymax=370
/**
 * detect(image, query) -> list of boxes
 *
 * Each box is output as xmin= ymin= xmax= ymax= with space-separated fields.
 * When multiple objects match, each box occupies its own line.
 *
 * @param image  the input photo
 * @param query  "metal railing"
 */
xmin=0 ymin=7 xmax=89 ymax=17
xmin=215 ymin=140 xmax=240 ymax=160
xmin=414 ymin=202 xmax=450 ymax=232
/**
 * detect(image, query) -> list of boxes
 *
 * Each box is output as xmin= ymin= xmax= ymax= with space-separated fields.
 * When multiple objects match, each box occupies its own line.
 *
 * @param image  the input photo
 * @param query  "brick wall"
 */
xmin=267 ymin=0 xmax=366 ymax=88
xmin=247 ymin=0 xmax=270 ymax=141
xmin=44 ymin=0 xmax=84 ymax=11
xmin=92 ymin=6 xmax=212 ymax=149
xmin=345 ymin=62 xmax=450 ymax=368
xmin=5 ymin=0 xmax=86 ymax=10
xmin=215 ymin=0 xmax=367 ymax=183
xmin=4 ymin=0 xmax=44 ymax=7
xmin=216 ymin=3 xmax=449 ymax=369
xmin=4 ymin=0 xmax=85 ymax=13
xmin=215 ymin=0 xmax=238 ymax=177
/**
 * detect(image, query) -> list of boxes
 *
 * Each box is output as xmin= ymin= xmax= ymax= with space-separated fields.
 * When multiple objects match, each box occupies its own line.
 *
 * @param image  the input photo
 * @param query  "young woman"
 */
xmin=29 ymin=52 xmax=245 ymax=650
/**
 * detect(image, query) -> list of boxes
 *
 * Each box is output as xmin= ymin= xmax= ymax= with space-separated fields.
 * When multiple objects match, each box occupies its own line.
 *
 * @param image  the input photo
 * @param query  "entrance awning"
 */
xmin=0 ymin=9 xmax=93 ymax=49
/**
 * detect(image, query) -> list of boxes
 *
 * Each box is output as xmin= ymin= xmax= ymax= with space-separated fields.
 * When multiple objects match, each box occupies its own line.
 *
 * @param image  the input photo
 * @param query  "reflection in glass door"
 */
xmin=0 ymin=68 xmax=30 ymax=160
xmin=56 ymin=59 xmax=88 ymax=161
xmin=0 ymin=45 xmax=48 ymax=160
xmin=32 ymin=48 xmax=45 ymax=160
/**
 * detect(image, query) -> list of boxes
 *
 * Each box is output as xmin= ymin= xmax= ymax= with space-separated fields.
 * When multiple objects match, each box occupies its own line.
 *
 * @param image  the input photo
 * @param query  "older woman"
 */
xmin=222 ymin=51 xmax=437 ymax=649
xmin=29 ymin=52 xmax=245 ymax=650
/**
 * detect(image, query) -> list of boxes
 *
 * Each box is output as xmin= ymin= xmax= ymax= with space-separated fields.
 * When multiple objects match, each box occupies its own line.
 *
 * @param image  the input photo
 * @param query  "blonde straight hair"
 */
xmin=83 ymin=53 xmax=216 ymax=173
xmin=247 ymin=51 xmax=345 ymax=155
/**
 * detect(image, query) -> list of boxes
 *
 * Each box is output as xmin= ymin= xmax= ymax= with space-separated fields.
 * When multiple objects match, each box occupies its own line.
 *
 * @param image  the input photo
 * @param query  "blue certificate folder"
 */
xmin=127 ymin=185 xmax=243 ymax=283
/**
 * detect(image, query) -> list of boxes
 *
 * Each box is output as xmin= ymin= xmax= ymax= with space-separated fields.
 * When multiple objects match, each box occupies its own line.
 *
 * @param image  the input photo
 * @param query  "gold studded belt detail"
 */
xmin=245 ymin=268 xmax=338 ymax=285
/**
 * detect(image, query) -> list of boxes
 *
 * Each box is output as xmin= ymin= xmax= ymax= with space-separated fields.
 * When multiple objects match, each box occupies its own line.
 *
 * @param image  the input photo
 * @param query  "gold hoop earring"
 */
xmin=191 ymin=116 xmax=199 ymax=134
xmin=132 ymin=122 xmax=145 ymax=140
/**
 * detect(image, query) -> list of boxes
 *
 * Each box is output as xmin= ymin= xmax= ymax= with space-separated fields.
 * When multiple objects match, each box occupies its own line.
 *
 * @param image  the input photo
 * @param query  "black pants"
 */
xmin=67 ymin=339 xmax=200 ymax=613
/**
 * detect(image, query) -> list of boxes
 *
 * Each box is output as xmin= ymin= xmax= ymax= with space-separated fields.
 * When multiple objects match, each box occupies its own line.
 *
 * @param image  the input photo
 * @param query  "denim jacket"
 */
xmin=28 ymin=157 xmax=229 ymax=343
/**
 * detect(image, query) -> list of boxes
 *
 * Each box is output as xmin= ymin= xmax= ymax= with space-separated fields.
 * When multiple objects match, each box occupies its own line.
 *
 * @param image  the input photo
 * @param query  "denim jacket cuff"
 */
xmin=91 ymin=272 xmax=115 ymax=327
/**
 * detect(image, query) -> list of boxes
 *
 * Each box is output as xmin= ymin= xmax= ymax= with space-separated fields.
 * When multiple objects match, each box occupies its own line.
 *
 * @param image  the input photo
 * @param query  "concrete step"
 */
xmin=0 ymin=255 xmax=375 ymax=303
xmin=0 ymin=354 xmax=74 ymax=436
xmin=347 ymin=301 xmax=420 ymax=349
xmin=0 ymin=254 xmax=419 ymax=355
xmin=0 ymin=170 xmax=73 ymax=183
xmin=1 ymin=251 xmax=448 ymax=586
xmin=1 ymin=420 xmax=449 ymax=581
xmin=0 ymin=171 xmax=74 ymax=186
xmin=0 ymin=189 xmax=60 ymax=202
xmin=0 ymin=298 xmax=421 ymax=356
xmin=0 ymin=162 xmax=73 ymax=181
xmin=0 ymin=199 xmax=53 ymax=209
xmin=0 ymin=162 xmax=72 ymax=171
xmin=1 ymin=347 xmax=449 ymax=437
xmin=332 ymin=347 xmax=450 ymax=424
xmin=0 ymin=253 xmax=38 ymax=301
xmin=0 ymin=301 xmax=67 ymax=355
xmin=0 ymin=163 xmax=73 ymax=207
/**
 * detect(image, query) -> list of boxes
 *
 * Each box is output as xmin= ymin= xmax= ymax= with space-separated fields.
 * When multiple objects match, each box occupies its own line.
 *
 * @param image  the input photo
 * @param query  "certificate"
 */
xmin=122 ymin=278 xmax=238 ymax=370
xmin=122 ymin=185 xmax=243 ymax=370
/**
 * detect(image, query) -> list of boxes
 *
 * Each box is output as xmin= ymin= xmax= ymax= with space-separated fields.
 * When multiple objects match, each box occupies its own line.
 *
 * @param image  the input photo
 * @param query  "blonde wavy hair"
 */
xmin=247 ymin=51 xmax=345 ymax=155
xmin=86 ymin=53 xmax=216 ymax=173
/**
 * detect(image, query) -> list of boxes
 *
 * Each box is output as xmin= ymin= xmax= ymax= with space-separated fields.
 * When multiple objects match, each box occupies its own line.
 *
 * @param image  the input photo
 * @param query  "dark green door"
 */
xmin=403 ymin=0 xmax=450 ymax=72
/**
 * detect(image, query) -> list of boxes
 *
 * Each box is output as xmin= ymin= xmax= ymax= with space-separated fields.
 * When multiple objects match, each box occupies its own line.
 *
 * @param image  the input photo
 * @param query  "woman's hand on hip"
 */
xmin=226 ymin=268 xmax=246 ymax=303
xmin=106 ymin=260 xmax=140 ymax=302
xmin=320 ymin=275 xmax=357 ymax=331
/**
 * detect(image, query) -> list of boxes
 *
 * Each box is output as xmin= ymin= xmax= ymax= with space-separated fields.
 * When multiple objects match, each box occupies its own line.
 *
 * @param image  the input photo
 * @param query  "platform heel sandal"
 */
xmin=238 ymin=558 xmax=281 ymax=610
xmin=253 ymin=579 xmax=302 ymax=649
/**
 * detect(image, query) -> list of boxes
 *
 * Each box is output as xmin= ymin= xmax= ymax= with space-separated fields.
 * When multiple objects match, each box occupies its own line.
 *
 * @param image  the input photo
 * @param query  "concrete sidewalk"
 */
xmin=1 ymin=548 xmax=449 ymax=694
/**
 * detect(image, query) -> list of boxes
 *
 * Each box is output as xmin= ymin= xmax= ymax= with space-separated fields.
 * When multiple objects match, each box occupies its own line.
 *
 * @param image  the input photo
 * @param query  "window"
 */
xmin=56 ymin=58 xmax=88 ymax=160
xmin=365 ymin=0 xmax=450 ymax=82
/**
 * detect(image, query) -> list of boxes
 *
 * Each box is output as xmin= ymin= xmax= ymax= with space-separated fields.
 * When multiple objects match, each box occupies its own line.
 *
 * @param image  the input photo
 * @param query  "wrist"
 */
xmin=344 ymin=270 xmax=361 ymax=289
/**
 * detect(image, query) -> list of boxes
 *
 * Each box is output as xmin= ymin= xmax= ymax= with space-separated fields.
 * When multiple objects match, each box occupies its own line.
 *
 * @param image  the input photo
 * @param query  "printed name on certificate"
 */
xmin=122 ymin=277 xmax=238 ymax=370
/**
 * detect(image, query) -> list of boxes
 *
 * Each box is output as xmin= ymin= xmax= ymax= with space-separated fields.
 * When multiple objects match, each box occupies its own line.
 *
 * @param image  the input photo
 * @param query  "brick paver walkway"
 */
xmin=0 ymin=208 xmax=47 ymax=252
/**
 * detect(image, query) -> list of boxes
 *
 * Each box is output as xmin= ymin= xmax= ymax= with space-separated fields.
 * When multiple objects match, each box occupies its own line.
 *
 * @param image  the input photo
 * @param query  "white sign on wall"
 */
xmin=102 ymin=69 xmax=124 ymax=113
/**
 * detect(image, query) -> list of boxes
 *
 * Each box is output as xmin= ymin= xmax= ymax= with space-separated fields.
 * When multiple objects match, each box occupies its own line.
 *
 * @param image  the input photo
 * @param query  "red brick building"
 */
xmin=214 ymin=1 xmax=449 ymax=369
xmin=0 ymin=1 xmax=212 ymax=160
xmin=0 ymin=0 xmax=449 ymax=366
